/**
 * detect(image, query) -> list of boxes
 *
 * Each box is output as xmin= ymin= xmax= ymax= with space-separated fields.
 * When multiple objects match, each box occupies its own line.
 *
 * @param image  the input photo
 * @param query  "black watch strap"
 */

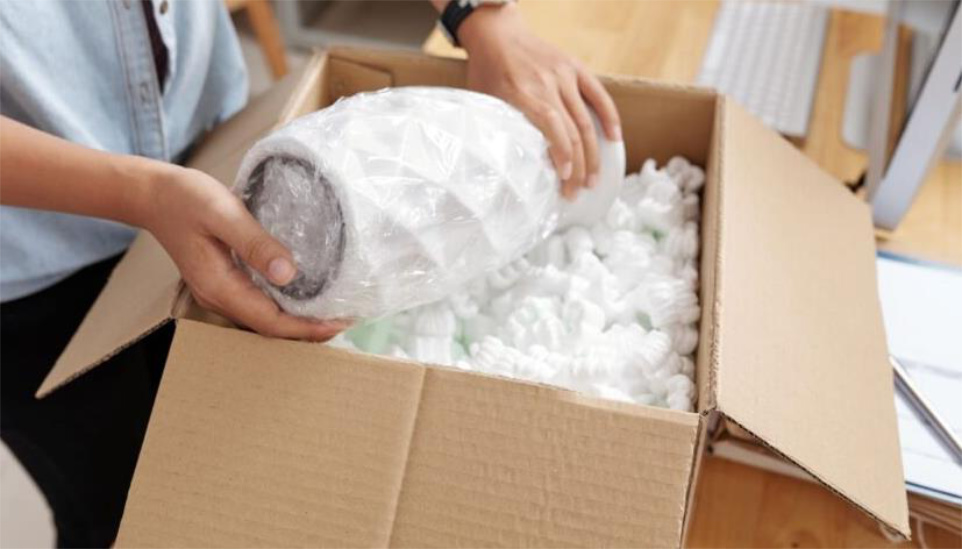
xmin=440 ymin=1 xmax=476 ymax=47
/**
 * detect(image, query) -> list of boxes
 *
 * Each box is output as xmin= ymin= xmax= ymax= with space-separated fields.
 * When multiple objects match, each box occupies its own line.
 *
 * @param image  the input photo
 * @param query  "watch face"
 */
xmin=439 ymin=0 xmax=515 ymax=47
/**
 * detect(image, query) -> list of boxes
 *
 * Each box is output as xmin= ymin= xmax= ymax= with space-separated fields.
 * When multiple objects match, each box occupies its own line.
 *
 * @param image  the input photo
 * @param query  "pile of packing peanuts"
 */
xmin=333 ymin=156 xmax=704 ymax=412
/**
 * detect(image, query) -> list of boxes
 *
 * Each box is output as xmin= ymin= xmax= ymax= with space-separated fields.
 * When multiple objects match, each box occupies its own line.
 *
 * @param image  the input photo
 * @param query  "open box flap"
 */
xmin=36 ymin=232 xmax=180 ymax=397
xmin=117 ymin=320 xmax=701 ymax=548
xmin=37 ymin=60 xmax=326 ymax=397
xmin=328 ymin=46 xmax=467 ymax=88
xmin=709 ymin=99 xmax=909 ymax=537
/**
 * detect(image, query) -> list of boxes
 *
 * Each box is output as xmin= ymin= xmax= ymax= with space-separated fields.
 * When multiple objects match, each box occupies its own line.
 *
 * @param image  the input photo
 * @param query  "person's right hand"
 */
xmin=457 ymin=3 xmax=622 ymax=200
xmin=139 ymin=164 xmax=348 ymax=341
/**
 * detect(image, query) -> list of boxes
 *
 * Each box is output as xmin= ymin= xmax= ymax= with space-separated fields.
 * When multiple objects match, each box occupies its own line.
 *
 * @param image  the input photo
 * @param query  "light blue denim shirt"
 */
xmin=0 ymin=0 xmax=248 ymax=301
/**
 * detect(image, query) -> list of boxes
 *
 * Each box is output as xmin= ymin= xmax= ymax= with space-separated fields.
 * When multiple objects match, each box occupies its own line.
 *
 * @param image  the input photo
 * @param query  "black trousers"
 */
xmin=1 ymin=255 xmax=173 ymax=548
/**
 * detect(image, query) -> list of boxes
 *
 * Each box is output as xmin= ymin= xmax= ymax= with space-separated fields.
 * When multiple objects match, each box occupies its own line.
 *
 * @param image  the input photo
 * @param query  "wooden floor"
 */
xmin=424 ymin=1 xmax=962 ymax=546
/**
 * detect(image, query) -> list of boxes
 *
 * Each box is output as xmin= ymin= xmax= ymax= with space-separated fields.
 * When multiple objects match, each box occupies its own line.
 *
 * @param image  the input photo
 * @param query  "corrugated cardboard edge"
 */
xmin=118 ymin=320 xmax=701 ymax=548
xmin=382 ymin=360 xmax=427 ymax=548
xmin=720 ymin=414 xmax=909 ymax=539
xmin=277 ymin=51 xmax=330 ymax=122
xmin=679 ymin=416 xmax=710 ymax=547
xmin=671 ymin=84 xmax=719 ymax=533
xmin=36 ymin=233 xmax=181 ymax=398
xmin=329 ymin=46 xmax=468 ymax=87
xmin=695 ymin=95 xmax=726 ymax=414
xmin=36 ymin=319 xmax=175 ymax=400
xmin=707 ymin=98 xmax=724 ymax=412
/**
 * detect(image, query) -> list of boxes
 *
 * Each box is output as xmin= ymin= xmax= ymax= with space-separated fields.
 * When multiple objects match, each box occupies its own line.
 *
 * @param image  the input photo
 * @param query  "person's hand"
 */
xmin=138 ymin=164 xmax=348 ymax=341
xmin=0 ymin=116 xmax=344 ymax=341
xmin=458 ymin=3 xmax=622 ymax=200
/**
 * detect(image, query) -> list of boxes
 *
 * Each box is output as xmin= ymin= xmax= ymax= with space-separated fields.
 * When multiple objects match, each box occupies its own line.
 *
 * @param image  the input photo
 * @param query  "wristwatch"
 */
xmin=439 ymin=0 xmax=516 ymax=47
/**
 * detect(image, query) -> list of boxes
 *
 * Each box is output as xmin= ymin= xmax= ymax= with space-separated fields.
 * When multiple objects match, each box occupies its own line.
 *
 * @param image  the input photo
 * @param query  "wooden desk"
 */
xmin=424 ymin=2 xmax=962 ymax=547
xmin=424 ymin=1 xmax=961 ymax=267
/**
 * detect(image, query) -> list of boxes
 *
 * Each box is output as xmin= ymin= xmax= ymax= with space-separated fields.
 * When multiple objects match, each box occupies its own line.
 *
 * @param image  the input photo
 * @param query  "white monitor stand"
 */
xmin=840 ymin=0 xmax=961 ymax=231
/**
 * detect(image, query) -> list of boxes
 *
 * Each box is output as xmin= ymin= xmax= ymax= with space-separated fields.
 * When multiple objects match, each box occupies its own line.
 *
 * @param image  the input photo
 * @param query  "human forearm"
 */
xmin=0 ymin=115 xmax=162 ymax=227
xmin=428 ymin=0 xmax=524 ymax=43
xmin=426 ymin=1 xmax=621 ymax=199
xmin=0 ymin=115 xmax=345 ymax=340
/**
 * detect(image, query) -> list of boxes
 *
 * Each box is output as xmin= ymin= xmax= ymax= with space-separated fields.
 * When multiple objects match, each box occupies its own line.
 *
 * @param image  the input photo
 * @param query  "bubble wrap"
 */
xmin=234 ymin=87 xmax=562 ymax=320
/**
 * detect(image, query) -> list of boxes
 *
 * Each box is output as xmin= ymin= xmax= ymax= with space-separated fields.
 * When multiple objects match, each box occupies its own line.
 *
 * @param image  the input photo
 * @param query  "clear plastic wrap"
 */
xmin=333 ymin=156 xmax=705 ymax=411
xmin=235 ymin=87 xmax=624 ymax=321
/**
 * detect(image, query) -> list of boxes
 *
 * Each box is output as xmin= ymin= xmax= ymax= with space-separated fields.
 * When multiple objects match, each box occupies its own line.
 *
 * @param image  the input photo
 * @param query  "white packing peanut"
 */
xmin=413 ymin=302 xmax=457 ymax=337
xmin=682 ymin=193 xmax=701 ymax=222
xmin=563 ymin=226 xmax=595 ymax=258
xmin=345 ymin=156 xmax=704 ymax=412
xmin=669 ymin=324 xmax=700 ymax=355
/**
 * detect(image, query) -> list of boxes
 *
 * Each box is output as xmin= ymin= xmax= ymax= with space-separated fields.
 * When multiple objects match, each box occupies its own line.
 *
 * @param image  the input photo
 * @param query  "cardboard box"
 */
xmin=38 ymin=48 xmax=910 ymax=547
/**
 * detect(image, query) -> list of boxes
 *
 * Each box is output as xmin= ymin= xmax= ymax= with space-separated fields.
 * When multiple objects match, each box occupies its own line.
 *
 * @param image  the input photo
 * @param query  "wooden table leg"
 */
xmin=243 ymin=0 xmax=289 ymax=80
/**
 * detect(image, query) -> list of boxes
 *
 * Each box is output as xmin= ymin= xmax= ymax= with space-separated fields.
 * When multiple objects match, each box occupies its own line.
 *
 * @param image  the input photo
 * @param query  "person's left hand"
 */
xmin=458 ymin=3 xmax=622 ymax=200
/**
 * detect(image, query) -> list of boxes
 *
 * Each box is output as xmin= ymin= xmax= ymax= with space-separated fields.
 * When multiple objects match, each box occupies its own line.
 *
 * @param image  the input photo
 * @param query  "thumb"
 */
xmin=220 ymin=208 xmax=297 ymax=286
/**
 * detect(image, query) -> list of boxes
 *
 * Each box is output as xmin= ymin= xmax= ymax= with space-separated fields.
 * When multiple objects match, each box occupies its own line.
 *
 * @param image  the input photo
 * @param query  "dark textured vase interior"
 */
xmin=243 ymin=156 xmax=345 ymax=301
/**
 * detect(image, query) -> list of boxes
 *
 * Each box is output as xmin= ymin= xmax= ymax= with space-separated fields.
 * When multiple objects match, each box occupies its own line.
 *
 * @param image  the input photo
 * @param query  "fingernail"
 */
xmin=560 ymin=162 xmax=573 ymax=180
xmin=268 ymin=258 xmax=295 ymax=285
xmin=612 ymin=125 xmax=623 ymax=141
xmin=587 ymin=174 xmax=599 ymax=188
xmin=314 ymin=321 xmax=350 ymax=341
xmin=316 ymin=319 xmax=352 ymax=330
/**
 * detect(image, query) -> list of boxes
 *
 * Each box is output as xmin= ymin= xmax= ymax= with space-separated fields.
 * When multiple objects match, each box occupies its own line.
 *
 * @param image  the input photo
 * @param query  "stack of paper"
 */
xmin=876 ymin=252 xmax=962 ymax=533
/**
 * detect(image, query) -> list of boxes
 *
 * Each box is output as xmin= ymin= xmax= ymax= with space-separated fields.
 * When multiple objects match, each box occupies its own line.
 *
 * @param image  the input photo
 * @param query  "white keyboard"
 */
xmin=697 ymin=1 xmax=829 ymax=137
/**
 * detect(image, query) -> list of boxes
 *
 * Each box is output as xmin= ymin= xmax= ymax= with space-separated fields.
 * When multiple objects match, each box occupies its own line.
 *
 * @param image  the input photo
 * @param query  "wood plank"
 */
xmin=424 ymin=2 xmax=961 ymax=266
xmin=224 ymin=0 xmax=249 ymax=14
xmin=423 ymin=0 xmax=719 ymax=81
xmin=688 ymin=456 xmax=961 ymax=548
xmin=244 ymin=0 xmax=289 ymax=79
xmin=876 ymin=162 xmax=962 ymax=265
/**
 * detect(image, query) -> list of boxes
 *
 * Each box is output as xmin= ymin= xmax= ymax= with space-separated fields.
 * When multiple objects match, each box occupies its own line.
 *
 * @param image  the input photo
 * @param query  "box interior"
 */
xmin=39 ymin=49 xmax=720 ymax=413
xmin=195 ymin=48 xmax=721 ymax=399
xmin=120 ymin=51 xmax=717 ymax=548
xmin=167 ymin=49 xmax=720 ymax=424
